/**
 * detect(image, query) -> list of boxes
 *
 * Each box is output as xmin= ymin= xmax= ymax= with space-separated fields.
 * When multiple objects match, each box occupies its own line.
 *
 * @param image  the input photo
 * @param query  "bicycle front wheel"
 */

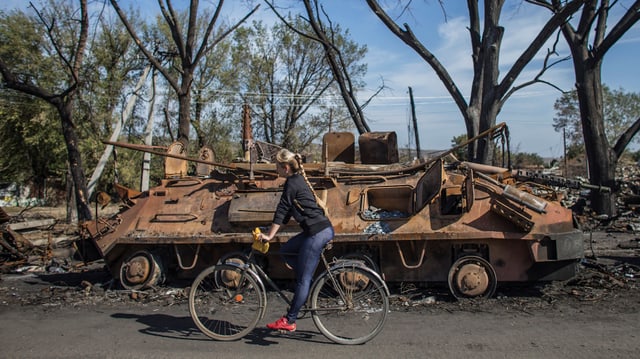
xmin=309 ymin=265 xmax=389 ymax=345
xmin=189 ymin=264 xmax=263 ymax=341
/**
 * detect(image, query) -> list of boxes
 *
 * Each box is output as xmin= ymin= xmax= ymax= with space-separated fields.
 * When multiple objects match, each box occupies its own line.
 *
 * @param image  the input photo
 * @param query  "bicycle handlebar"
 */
xmin=251 ymin=227 xmax=270 ymax=254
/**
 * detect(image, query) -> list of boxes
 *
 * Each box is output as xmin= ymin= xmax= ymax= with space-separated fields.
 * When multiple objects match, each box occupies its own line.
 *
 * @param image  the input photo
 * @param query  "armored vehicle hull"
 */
xmin=80 ymin=125 xmax=583 ymax=299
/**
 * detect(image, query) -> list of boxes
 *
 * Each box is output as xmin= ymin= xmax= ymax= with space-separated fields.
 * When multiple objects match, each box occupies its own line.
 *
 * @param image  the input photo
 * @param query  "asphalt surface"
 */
xmin=0 ymin=295 xmax=638 ymax=359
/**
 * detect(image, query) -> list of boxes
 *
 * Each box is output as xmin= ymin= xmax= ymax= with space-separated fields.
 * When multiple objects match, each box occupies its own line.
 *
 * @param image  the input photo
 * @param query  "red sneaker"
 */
xmin=266 ymin=316 xmax=296 ymax=332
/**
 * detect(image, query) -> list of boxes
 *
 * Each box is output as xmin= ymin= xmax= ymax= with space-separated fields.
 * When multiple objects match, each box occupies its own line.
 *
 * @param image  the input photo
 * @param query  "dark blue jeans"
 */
xmin=281 ymin=226 xmax=334 ymax=324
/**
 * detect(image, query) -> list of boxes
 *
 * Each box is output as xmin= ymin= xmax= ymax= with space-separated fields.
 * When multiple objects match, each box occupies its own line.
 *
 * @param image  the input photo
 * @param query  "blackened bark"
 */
xmin=553 ymin=0 xmax=640 ymax=216
xmin=58 ymin=101 xmax=93 ymax=221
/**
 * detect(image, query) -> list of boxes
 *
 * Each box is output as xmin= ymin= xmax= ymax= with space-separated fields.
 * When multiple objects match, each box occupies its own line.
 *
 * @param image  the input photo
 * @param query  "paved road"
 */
xmin=1 ymin=298 xmax=638 ymax=359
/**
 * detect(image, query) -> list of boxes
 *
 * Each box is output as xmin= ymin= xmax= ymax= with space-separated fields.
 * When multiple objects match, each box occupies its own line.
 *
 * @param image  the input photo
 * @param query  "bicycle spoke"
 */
xmin=189 ymin=264 xmax=263 ymax=341
xmin=310 ymin=266 xmax=388 ymax=345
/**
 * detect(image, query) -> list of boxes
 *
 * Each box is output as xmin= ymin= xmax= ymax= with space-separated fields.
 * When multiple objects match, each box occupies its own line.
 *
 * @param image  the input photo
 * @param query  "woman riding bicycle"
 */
xmin=258 ymin=148 xmax=334 ymax=332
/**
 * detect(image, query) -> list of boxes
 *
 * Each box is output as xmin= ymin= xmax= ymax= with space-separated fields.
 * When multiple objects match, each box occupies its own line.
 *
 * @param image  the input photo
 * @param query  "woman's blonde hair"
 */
xmin=276 ymin=148 xmax=328 ymax=215
xmin=276 ymin=148 xmax=301 ymax=173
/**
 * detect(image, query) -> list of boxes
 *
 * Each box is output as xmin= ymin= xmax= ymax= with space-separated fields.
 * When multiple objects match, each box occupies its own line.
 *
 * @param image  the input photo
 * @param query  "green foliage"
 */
xmin=0 ymin=9 xmax=67 ymax=193
xmin=450 ymin=134 xmax=468 ymax=161
xmin=234 ymin=17 xmax=366 ymax=152
xmin=628 ymin=150 xmax=640 ymax=163
xmin=0 ymin=2 xmax=148 ymax=198
xmin=78 ymin=12 xmax=148 ymax=193
xmin=512 ymin=152 xmax=545 ymax=168
xmin=0 ymin=94 xmax=66 ymax=184
xmin=553 ymin=86 xmax=640 ymax=157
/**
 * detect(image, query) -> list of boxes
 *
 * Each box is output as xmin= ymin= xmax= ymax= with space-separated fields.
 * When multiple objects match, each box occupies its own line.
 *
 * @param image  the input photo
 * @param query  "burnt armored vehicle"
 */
xmin=80 ymin=123 xmax=584 ymax=299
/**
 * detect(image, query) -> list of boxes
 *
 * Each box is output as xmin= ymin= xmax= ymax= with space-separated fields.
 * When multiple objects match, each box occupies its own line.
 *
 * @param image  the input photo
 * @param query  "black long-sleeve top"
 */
xmin=272 ymin=173 xmax=332 ymax=235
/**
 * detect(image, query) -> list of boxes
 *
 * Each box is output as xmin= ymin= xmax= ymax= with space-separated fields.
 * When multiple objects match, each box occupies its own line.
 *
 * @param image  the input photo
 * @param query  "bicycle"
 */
xmin=188 ymin=232 xmax=390 ymax=345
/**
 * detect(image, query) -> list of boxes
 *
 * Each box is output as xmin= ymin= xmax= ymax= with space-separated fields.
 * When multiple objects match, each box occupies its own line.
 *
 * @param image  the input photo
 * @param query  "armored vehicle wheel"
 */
xmin=338 ymin=253 xmax=379 ymax=291
xmin=215 ymin=252 xmax=249 ymax=288
xmin=447 ymin=256 xmax=497 ymax=299
xmin=119 ymin=251 xmax=165 ymax=290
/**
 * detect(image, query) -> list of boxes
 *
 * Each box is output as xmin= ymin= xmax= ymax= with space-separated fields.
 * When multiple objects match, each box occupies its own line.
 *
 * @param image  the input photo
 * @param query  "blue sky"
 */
xmin=3 ymin=1 xmax=639 ymax=158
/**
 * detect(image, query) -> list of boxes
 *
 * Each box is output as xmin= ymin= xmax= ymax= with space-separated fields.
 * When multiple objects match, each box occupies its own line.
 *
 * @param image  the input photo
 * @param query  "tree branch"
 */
xmin=595 ymin=0 xmax=640 ymax=59
xmin=193 ymin=0 xmax=223 ymax=63
xmin=496 ymin=0 xmax=583 ymax=99
xmin=576 ymin=0 xmax=598 ymax=36
xmin=500 ymin=30 xmax=570 ymax=106
xmin=359 ymin=77 xmax=386 ymax=110
xmin=109 ymin=0 xmax=180 ymax=91
xmin=2 ymin=0 xmax=89 ymax=103
xmin=158 ymin=0 xmax=186 ymax=61
xmin=198 ymin=4 xmax=260 ymax=62
xmin=264 ymin=0 xmax=323 ymax=43
xmin=613 ymin=115 xmax=640 ymax=158
xmin=367 ymin=0 xmax=468 ymax=116
xmin=29 ymin=2 xmax=76 ymax=86
xmin=73 ymin=0 xmax=89 ymax=83
xmin=0 ymin=58 xmax=57 ymax=102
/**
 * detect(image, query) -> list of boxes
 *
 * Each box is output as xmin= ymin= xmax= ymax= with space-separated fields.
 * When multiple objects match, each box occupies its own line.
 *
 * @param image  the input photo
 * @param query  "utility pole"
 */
xmin=563 ymin=127 xmax=568 ymax=177
xmin=408 ymin=87 xmax=421 ymax=160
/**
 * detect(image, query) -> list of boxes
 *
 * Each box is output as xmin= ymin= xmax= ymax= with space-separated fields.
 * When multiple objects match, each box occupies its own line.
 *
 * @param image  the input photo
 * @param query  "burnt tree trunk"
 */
xmin=301 ymin=0 xmax=370 ymax=134
xmin=574 ymin=62 xmax=617 ymax=215
xmin=554 ymin=0 xmax=640 ymax=216
xmin=57 ymin=100 xmax=92 ymax=221
xmin=474 ymin=0 xmax=504 ymax=164
xmin=177 ymin=79 xmax=193 ymax=146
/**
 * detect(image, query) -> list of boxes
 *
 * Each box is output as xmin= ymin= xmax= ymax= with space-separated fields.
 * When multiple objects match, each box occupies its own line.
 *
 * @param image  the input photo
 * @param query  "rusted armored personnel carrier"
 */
xmin=79 ymin=122 xmax=584 ymax=299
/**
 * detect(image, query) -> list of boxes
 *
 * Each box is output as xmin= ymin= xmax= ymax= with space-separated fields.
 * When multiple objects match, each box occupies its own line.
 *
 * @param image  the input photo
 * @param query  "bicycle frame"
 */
xmin=189 ymin=243 xmax=391 ymax=344
xmin=223 ymin=247 xmax=390 ymax=319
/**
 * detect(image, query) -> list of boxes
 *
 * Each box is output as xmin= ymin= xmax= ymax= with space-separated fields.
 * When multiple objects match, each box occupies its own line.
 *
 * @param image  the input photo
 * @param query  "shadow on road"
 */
xmin=112 ymin=312 xmax=206 ymax=341
xmin=111 ymin=312 xmax=332 ymax=345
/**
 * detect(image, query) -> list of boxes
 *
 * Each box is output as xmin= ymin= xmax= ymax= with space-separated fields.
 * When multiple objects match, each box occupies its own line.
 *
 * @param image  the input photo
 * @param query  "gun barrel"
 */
xmin=512 ymin=170 xmax=610 ymax=192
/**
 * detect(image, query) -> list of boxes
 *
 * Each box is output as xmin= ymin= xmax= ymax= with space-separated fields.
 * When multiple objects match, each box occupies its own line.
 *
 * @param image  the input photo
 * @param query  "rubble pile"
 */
xmin=0 ymin=267 xmax=189 ymax=308
xmin=540 ymin=258 xmax=639 ymax=303
xmin=0 ymin=207 xmax=78 ymax=274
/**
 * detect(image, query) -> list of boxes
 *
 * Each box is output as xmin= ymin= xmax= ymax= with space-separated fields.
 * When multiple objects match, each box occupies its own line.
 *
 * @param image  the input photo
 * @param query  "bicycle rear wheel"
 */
xmin=309 ymin=265 xmax=389 ymax=345
xmin=189 ymin=264 xmax=263 ymax=341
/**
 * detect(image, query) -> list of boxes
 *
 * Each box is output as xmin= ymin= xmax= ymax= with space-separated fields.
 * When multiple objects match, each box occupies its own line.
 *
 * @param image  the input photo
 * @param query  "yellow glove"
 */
xmin=251 ymin=227 xmax=269 ymax=254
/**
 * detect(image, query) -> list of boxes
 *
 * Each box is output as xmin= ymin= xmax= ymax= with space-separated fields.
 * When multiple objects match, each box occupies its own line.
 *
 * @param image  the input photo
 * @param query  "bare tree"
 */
xmin=109 ymin=0 xmax=258 ymax=147
xmin=532 ymin=0 xmax=640 ymax=216
xmin=366 ymin=0 xmax=583 ymax=164
xmin=0 ymin=0 xmax=92 ymax=221
xmin=266 ymin=0 xmax=373 ymax=134
xmin=234 ymin=18 xmax=363 ymax=150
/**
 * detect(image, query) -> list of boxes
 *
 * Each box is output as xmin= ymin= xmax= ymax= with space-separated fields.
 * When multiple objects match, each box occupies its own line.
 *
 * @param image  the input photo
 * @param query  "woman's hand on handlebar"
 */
xmin=258 ymin=233 xmax=271 ymax=242
xmin=260 ymin=223 xmax=280 ymax=242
